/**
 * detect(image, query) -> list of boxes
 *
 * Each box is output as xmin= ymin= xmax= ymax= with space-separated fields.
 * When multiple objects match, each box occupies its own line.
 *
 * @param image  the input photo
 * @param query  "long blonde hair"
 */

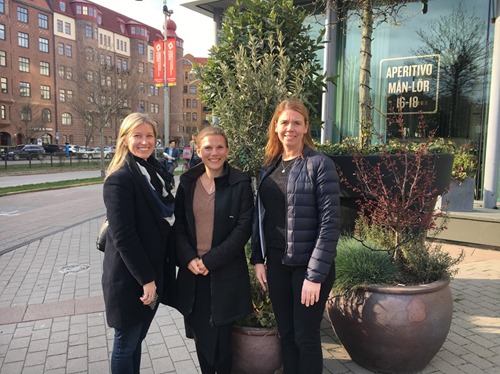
xmin=106 ymin=113 xmax=158 ymax=178
xmin=263 ymin=98 xmax=316 ymax=167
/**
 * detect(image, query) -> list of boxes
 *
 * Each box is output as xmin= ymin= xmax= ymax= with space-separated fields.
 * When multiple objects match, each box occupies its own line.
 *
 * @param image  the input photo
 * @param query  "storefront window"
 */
xmin=338 ymin=0 xmax=492 ymax=148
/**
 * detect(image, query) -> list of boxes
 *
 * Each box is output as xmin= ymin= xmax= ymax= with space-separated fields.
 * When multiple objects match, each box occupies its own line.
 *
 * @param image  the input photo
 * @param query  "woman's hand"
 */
xmin=301 ymin=279 xmax=320 ymax=307
xmin=187 ymin=258 xmax=204 ymax=275
xmin=254 ymin=263 xmax=268 ymax=292
xmin=196 ymin=258 xmax=209 ymax=276
xmin=140 ymin=281 xmax=157 ymax=305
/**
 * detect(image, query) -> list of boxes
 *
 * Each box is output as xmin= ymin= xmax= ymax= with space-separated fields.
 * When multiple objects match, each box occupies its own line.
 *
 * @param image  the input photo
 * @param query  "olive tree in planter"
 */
xmin=198 ymin=0 xmax=326 ymax=372
xmin=199 ymin=0 xmax=325 ymax=177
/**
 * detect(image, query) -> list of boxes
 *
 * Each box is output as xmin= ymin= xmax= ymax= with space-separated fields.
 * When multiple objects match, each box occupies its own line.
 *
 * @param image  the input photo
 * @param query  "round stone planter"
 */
xmin=232 ymin=325 xmax=282 ymax=374
xmin=327 ymin=280 xmax=453 ymax=374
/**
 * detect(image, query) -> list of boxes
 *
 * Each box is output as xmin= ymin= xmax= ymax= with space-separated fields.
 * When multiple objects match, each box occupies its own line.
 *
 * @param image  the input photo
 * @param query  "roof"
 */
xmin=52 ymin=0 xmax=164 ymax=43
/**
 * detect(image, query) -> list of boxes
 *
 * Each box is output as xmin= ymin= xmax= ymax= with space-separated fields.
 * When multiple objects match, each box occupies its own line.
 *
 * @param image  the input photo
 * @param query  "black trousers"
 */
xmin=267 ymin=248 xmax=335 ymax=374
xmin=188 ymin=274 xmax=232 ymax=374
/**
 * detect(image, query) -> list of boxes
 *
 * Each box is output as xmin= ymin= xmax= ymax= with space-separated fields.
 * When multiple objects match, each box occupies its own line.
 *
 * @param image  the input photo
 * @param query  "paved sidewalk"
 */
xmin=0 ymin=178 xmax=499 ymax=373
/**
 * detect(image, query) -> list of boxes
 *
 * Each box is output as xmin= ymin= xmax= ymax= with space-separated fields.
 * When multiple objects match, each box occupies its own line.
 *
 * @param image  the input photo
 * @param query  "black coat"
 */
xmin=175 ymin=162 xmax=254 ymax=326
xmin=102 ymin=154 xmax=176 ymax=329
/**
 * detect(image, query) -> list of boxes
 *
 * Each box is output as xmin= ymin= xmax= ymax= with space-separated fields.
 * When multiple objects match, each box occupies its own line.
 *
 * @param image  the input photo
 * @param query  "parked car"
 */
xmin=43 ymin=144 xmax=64 ymax=154
xmin=75 ymin=147 xmax=110 ymax=159
xmin=6 ymin=145 xmax=46 ymax=161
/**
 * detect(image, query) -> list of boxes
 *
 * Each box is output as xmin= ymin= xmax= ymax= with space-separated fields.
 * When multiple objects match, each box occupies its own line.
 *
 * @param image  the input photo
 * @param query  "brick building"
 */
xmin=0 ymin=0 xmax=208 ymax=148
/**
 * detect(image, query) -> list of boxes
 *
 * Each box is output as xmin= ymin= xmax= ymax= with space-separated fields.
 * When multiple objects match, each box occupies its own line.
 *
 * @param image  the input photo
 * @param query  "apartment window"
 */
xmin=20 ymin=82 xmax=31 ymax=97
xmin=65 ymin=45 xmax=72 ymax=57
xmin=106 ymin=55 xmax=111 ymax=67
xmin=59 ymin=89 xmax=66 ymax=102
xmin=21 ymin=107 xmax=31 ymax=121
xmin=39 ymin=38 xmax=49 ymax=53
xmin=186 ymin=99 xmax=191 ymax=108
xmin=19 ymin=57 xmax=30 ymax=72
xmin=41 ymin=85 xmax=50 ymax=99
xmin=193 ymin=99 xmax=198 ymax=108
xmin=192 ymin=112 xmax=198 ymax=122
xmin=66 ymin=67 xmax=72 ymax=80
xmin=58 ymin=65 xmax=65 ymax=78
xmin=18 ymin=32 xmax=29 ymax=48
xmin=189 ymin=85 xmax=197 ymax=95
xmin=186 ymin=113 xmax=191 ymax=122
xmin=0 ymin=0 xmax=4 ymax=14
xmin=1 ymin=77 xmax=7 ymax=93
xmin=58 ymin=43 xmax=64 ymax=55
xmin=0 ymin=51 xmax=6 ymax=67
xmin=64 ymin=22 xmax=71 ymax=35
xmin=149 ymin=49 xmax=153 ymax=60
xmin=0 ymin=24 xmax=4 ymax=40
xmin=138 ymin=42 xmax=145 ymax=55
xmin=62 ymin=112 xmax=72 ymax=125
xmin=123 ymin=60 xmax=128 ymax=71
xmin=116 ymin=59 xmax=122 ymax=70
xmin=42 ymin=108 xmax=51 ymax=122
xmin=86 ymin=47 xmax=94 ymax=60
xmin=85 ymin=25 xmax=93 ymax=38
xmin=40 ymin=61 xmax=50 ymax=76
xmin=17 ymin=7 xmax=28 ymax=23
xmin=57 ymin=20 xmax=63 ymax=32
xmin=138 ymin=62 xmax=144 ymax=73
xmin=39 ymin=14 xmax=48 ymax=29
xmin=67 ymin=90 xmax=73 ymax=101
xmin=0 ymin=105 xmax=6 ymax=120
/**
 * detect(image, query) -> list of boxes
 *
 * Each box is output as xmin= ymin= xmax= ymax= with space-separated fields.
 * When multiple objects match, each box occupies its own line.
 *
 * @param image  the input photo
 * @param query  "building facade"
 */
xmin=0 ymin=0 xmax=207 ymax=149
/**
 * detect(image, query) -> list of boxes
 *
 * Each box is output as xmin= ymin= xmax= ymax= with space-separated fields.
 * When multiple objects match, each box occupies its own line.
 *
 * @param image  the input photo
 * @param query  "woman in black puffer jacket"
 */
xmin=251 ymin=98 xmax=340 ymax=374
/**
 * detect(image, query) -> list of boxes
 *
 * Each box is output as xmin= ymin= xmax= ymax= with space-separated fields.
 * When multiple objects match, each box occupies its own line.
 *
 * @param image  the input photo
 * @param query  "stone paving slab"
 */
xmin=0 ymin=214 xmax=499 ymax=372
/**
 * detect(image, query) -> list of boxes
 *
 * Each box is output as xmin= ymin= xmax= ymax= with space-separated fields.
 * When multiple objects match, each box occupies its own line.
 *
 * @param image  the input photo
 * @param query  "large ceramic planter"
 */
xmin=232 ymin=325 xmax=282 ymax=374
xmin=328 ymin=154 xmax=454 ymax=233
xmin=327 ymin=280 xmax=453 ymax=374
xmin=436 ymin=178 xmax=475 ymax=212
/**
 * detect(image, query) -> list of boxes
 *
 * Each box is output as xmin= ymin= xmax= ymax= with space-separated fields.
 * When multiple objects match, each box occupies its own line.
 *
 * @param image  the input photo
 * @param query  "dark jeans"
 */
xmin=267 ymin=248 xmax=336 ymax=374
xmin=111 ymin=312 xmax=155 ymax=374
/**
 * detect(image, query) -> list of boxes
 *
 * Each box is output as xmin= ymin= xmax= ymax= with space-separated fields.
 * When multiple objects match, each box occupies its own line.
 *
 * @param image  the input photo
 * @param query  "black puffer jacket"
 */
xmin=251 ymin=146 xmax=340 ymax=283
xmin=175 ymin=162 xmax=254 ymax=326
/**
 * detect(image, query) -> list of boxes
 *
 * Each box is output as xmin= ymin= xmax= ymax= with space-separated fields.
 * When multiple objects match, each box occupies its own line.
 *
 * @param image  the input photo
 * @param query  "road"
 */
xmin=0 ymin=171 xmax=180 ymax=254
xmin=0 ymin=184 xmax=106 ymax=255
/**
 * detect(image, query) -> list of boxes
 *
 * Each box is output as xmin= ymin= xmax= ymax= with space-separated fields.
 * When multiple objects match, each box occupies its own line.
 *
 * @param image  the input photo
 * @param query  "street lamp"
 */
xmin=162 ymin=1 xmax=173 ymax=148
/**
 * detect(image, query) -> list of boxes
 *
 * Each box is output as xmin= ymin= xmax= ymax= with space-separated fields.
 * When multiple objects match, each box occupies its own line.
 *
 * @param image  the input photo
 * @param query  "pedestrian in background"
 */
xmin=189 ymin=133 xmax=202 ymax=169
xmin=175 ymin=126 xmax=254 ymax=374
xmin=251 ymin=98 xmax=340 ymax=374
xmin=163 ymin=139 xmax=179 ymax=174
xmin=102 ymin=112 xmax=176 ymax=374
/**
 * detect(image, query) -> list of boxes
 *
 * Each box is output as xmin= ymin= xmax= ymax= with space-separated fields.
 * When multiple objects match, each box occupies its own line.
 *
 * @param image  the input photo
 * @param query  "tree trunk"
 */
xmin=359 ymin=0 xmax=374 ymax=148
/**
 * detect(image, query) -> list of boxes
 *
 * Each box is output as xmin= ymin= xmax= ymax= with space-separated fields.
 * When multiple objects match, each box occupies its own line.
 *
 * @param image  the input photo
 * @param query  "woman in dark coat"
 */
xmin=175 ymin=126 xmax=253 ymax=374
xmin=251 ymin=98 xmax=340 ymax=374
xmin=102 ymin=113 xmax=176 ymax=374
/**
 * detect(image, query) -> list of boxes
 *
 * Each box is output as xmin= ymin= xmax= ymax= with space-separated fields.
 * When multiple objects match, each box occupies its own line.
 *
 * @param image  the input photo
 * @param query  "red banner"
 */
xmin=165 ymin=38 xmax=176 ymax=86
xmin=153 ymin=41 xmax=164 ymax=86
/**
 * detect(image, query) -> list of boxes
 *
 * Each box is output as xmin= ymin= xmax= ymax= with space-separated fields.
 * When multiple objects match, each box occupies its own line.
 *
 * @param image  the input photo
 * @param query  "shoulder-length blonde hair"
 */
xmin=106 ymin=112 xmax=158 ymax=178
xmin=263 ymin=98 xmax=316 ymax=167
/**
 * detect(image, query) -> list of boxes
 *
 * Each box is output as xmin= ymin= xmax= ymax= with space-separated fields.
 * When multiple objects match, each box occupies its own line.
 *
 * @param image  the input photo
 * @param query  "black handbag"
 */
xmin=96 ymin=218 xmax=108 ymax=252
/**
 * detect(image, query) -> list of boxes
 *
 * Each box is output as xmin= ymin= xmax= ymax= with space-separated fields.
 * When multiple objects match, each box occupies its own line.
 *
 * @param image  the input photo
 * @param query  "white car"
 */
xmin=78 ymin=147 xmax=112 ymax=159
